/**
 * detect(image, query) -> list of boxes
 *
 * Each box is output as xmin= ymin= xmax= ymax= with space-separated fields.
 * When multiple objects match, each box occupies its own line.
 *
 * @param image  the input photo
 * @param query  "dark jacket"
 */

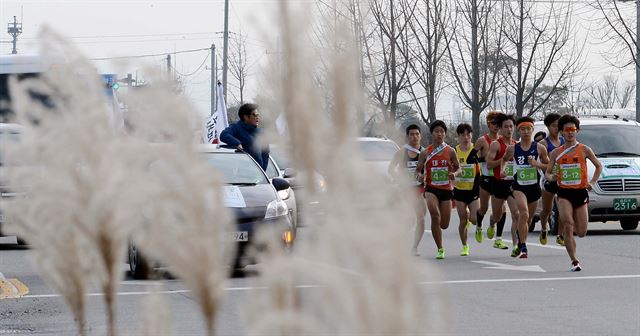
xmin=220 ymin=121 xmax=270 ymax=170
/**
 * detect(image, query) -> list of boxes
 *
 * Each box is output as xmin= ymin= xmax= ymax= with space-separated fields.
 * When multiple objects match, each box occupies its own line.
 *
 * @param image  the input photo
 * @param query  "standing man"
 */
xmin=416 ymin=120 xmax=460 ymax=260
xmin=502 ymin=117 xmax=550 ymax=258
xmin=486 ymin=114 xmax=519 ymax=251
xmin=546 ymin=115 xmax=602 ymax=271
xmin=474 ymin=111 xmax=505 ymax=243
xmin=388 ymin=124 xmax=427 ymax=256
xmin=453 ymin=123 xmax=480 ymax=256
xmin=538 ymin=113 xmax=565 ymax=246
xmin=220 ymin=103 xmax=270 ymax=170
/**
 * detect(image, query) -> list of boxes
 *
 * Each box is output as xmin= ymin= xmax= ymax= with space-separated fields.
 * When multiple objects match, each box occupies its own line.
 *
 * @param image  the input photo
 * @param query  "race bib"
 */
xmin=504 ymin=162 xmax=514 ymax=180
xmin=516 ymin=165 xmax=537 ymax=186
xmin=430 ymin=167 xmax=449 ymax=186
xmin=480 ymin=162 xmax=494 ymax=177
xmin=559 ymin=163 xmax=582 ymax=186
xmin=458 ymin=164 xmax=476 ymax=183
xmin=406 ymin=161 xmax=421 ymax=186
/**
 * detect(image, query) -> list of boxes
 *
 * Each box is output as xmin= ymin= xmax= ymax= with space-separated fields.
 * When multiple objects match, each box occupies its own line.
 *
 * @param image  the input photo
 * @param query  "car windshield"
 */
xmin=358 ymin=140 xmax=398 ymax=161
xmin=578 ymin=125 xmax=640 ymax=156
xmin=269 ymin=146 xmax=291 ymax=169
xmin=203 ymin=152 xmax=269 ymax=185
xmin=265 ymin=158 xmax=280 ymax=179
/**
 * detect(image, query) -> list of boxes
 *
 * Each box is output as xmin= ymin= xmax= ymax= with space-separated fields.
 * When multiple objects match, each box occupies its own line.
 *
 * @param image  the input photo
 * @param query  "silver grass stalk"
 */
xmin=245 ymin=1 xmax=448 ymax=335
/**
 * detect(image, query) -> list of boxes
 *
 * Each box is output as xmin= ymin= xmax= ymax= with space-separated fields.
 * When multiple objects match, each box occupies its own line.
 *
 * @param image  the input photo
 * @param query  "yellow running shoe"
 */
xmin=460 ymin=245 xmax=470 ymax=256
xmin=475 ymin=228 xmax=483 ymax=243
xmin=556 ymin=235 xmax=565 ymax=246
xmin=493 ymin=239 xmax=508 ymax=250
xmin=540 ymin=230 xmax=548 ymax=245
xmin=487 ymin=225 xmax=495 ymax=239
xmin=436 ymin=248 xmax=445 ymax=259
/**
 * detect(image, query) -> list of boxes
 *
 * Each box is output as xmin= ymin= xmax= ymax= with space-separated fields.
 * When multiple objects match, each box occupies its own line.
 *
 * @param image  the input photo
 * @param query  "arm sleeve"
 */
xmin=466 ymin=149 xmax=480 ymax=164
xmin=220 ymin=124 xmax=241 ymax=147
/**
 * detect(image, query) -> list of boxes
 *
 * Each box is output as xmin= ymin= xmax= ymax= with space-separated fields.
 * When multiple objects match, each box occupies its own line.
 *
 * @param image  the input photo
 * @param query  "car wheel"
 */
xmin=528 ymin=215 xmax=540 ymax=232
xmin=128 ymin=243 xmax=150 ymax=280
xmin=620 ymin=219 xmax=639 ymax=230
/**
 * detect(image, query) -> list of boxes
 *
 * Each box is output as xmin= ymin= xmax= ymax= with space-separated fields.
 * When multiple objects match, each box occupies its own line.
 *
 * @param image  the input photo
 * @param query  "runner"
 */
xmin=416 ymin=120 xmax=460 ymax=259
xmin=388 ymin=124 xmax=427 ymax=256
xmin=453 ymin=123 xmax=480 ymax=256
xmin=538 ymin=113 xmax=566 ymax=246
xmin=486 ymin=113 xmax=519 ymax=251
xmin=502 ymin=116 xmax=549 ymax=258
xmin=545 ymin=114 xmax=602 ymax=271
xmin=473 ymin=111 xmax=505 ymax=243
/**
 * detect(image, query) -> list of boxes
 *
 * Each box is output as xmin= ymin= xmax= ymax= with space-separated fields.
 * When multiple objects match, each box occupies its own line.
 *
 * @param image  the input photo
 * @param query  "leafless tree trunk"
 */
xmin=444 ymin=0 xmax=504 ymax=138
xmin=401 ymin=0 xmax=450 ymax=125
xmin=618 ymin=79 xmax=636 ymax=108
xmin=500 ymin=0 xmax=582 ymax=118
xmin=229 ymin=31 xmax=249 ymax=105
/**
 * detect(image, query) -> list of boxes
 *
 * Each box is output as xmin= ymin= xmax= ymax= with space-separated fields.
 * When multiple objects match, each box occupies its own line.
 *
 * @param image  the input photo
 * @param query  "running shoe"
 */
xmin=460 ymin=245 xmax=470 ymax=256
xmin=540 ymin=230 xmax=548 ymax=245
xmin=487 ymin=225 xmax=496 ymax=239
xmin=475 ymin=227 xmax=483 ymax=243
xmin=570 ymin=260 xmax=582 ymax=272
xmin=436 ymin=248 xmax=445 ymax=260
xmin=510 ymin=246 xmax=520 ymax=257
xmin=493 ymin=239 xmax=508 ymax=250
xmin=411 ymin=248 xmax=420 ymax=256
xmin=556 ymin=235 xmax=565 ymax=246
xmin=517 ymin=250 xmax=528 ymax=259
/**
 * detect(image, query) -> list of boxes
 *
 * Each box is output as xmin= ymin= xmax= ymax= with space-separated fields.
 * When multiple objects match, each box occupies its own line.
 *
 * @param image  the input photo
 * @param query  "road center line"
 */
xmin=19 ymin=274 xmax=640 ymax=299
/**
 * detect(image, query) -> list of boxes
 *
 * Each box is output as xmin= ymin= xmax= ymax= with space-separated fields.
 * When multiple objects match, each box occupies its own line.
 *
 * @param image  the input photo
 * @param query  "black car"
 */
xmin=128 ymin=146 xmax=294 ymax=279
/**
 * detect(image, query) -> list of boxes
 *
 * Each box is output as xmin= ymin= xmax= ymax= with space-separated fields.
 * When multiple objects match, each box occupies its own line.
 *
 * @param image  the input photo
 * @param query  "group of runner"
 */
xmin=389 ymin=112 xmax=603 ymax=271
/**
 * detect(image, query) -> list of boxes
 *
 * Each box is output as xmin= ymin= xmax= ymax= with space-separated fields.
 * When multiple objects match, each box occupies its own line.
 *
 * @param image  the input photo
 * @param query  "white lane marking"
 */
xmin=473 ymin=260 xmax=546 ymax=272
xmin=418 ymin=274 xmax=640 ymax=285
xmin=20 ymin=275 xmax=640 ymax=299
xmin=424 ymin=230 xmax=432 ymax=233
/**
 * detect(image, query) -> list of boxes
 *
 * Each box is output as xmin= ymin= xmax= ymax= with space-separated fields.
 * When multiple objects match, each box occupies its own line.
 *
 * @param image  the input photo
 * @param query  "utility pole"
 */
xmin=222 ymin=0 xmax=230 ymax=102
xmin=166 ymin=54 xmax=172 ymax=80
xmin=211 ymin=44 xmax=216 ymax=116
xmin=7 ymin=16 xmax=22 ymax=54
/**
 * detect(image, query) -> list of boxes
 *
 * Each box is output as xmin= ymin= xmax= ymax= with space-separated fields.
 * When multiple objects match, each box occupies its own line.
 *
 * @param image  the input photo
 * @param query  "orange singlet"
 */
xmin=425 ymin=144 xmax=453 ymax=190
xmin=556 ymin=143 xmax=588 ymax=189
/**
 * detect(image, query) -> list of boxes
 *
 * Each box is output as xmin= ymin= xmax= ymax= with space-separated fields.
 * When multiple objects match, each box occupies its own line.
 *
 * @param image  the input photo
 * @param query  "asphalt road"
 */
xmin=1 ymin=219 xmax=639 ymax=336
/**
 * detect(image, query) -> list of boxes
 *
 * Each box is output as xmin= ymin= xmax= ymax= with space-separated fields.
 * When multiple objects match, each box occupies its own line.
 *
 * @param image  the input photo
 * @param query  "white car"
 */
xmin=534 ymin=116 xmax=640 ymax=232
xmin=356 ymin=137 xmax=400 ymax=181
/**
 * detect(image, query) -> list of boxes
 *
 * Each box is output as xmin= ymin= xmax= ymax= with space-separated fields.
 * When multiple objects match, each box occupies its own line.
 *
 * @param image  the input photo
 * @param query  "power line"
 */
xmin=171 ymin=52 xmax=210 ymax=77
xmin=89 ymin=47 xmax=209 ymax=61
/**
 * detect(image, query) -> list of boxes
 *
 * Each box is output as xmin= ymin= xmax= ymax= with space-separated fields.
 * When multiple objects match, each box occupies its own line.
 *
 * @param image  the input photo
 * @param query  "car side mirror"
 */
xmin=283 ymin=168 xmax=297 ymax=178
xmin=272 ymin=177 xmax=291 ymax=191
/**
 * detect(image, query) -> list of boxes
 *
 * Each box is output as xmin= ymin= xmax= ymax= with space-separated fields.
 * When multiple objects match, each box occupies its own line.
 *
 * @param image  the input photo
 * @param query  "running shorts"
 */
xmin=453 ymin=188 xmax=480 ymax=205
xmin=492 ymin=180 xmax=513 ymax=200
xmin=512 ymin=184 xmax=542 ymax=204
xmin=425 ymin=186 xmax=453 ymax=202
xmin=557 ymin=188 xmax=589 ymax=208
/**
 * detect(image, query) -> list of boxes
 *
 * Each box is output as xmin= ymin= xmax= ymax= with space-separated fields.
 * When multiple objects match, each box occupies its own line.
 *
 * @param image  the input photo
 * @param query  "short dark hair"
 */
xmin=486 ymin=111 xmax=505 ymax=124
xmin=456 ymin=123 xmax=473 ymax=135
xmin=430 ymin=120 xmax=447 ymax=133
xmin=544 ymin=113 xmax=562 ymax=127
xmin=238 ymin=103 xmax=258 ymax=121
xmin=495 ymin=113 xmax=516 ymax=128
xmin=534 ymin=131 xmax=547 ymax=141
xmin=516 ymin=116 xmax=535 ymax=127
xmin=406 ymin=124 xmax=421 ymax=135
xmin=558 ymin=114 xmax=580 ymax=130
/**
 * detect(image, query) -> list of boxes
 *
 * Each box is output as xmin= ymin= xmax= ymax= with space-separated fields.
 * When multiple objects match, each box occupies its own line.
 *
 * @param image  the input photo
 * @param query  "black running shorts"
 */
xmin=453 ymin=188 xmax=480 ymax=205
xmin=480 ymin=176 xmax=495 ymax=193
xmin=425 ymin=186 xmax=453 ymax=202
xmin=512 ymin=184 xmax=542 ymax=204
xmin=543 ymin=180 xmax=559 ymax=194
xmin=492 ymin=180 xmax=513 ymax=200
xmin=557 ymin=188 xmax=589 ymax=208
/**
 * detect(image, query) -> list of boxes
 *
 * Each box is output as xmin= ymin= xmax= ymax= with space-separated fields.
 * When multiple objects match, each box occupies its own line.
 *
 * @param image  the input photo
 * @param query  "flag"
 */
xmin=203 ymin=82 xmax=229 ymax=144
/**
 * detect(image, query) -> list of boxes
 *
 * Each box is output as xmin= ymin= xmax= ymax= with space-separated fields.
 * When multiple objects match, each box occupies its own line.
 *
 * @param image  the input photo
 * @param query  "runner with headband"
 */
xmin=389 ymin=124 xmax=427 ymax=256
xmin=545 ymin=114 xmax=602 ymax=271
xmin=502 ymin=117 xmax=550 ymax=258
xmin=416 ymin=120 xmax=461 ymax=259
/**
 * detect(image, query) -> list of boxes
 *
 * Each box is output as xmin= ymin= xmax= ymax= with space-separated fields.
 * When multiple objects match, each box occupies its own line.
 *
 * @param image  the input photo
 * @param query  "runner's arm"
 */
xmin=533 ymin=144 xmax=549 ymax=170
xmin=449 ymin=148 xmax=461 ymax=178
xmin=387 ymin=150 xmax=402 ymax=177
xmin=502 ymin=145 xmax=514 ymax=162
xmin=486 ymin=142 xmax=501 ymax=169
xmin=584 ymin=145 xmax=603 ymax=190
xmin=545 ymin=148 xmax=558 ymax=181
xmin=415 ymin=150 xmax=427 ymax=182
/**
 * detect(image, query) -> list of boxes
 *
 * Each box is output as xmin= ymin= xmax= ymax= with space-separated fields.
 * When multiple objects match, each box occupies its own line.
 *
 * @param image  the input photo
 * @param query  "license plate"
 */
xmin=233 ymin=231 xmax=249 ymax=242
xmin=613 ymin=198 xmax=637 ymax=211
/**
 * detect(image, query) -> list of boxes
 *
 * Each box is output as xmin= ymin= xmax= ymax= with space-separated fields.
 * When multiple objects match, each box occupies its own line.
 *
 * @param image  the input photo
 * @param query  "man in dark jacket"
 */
xmin=220 ymin=103 xmax=270 ymax=170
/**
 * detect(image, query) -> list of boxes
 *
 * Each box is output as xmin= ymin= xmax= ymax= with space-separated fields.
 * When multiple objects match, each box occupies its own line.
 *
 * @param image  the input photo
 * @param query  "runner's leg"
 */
xmin=540 ymin=189 xmax=553 ymax=232
xmin=456 ymin=201 xmax=468 ymax=246
xmin=426 ymin=192 xmax=443 ymax=250
xmin=412 ymin=193 xmax=427 ymax=254
xmin=558 ymin=198 xmax=577 ymax=262
xmin=513 ymin=190 xmax=529 ymax=247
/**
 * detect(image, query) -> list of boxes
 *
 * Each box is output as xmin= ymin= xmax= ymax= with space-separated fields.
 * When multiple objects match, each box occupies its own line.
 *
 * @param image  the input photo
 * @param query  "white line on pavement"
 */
xmin=502 ymin=239 xmax=565 ymax=250
xmin=20 ymin=275 xmax=640 ymax=299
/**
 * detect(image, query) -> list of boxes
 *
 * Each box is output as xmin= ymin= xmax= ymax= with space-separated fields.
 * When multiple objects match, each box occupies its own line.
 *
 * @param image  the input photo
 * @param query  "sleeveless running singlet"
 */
xmin=455 ymin=144 xmax=478 ymax=190
xmin=405 ymin=146 xmax=424 ymax=186
xmin=480 ymin=134 xmax=497 ymax=177
xmin=493 ymin=138 xmax=516 ymax=180
xmin=556 ymin=143 xmax=588 ymax=189
xmin=425 ymin=144 xmax=452 ymax=190
xmin=514 ymin=142 xmax=539 ymax=186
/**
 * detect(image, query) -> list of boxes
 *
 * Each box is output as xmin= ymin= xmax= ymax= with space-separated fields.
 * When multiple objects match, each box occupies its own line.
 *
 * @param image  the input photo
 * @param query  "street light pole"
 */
xmin=222 ymin=0 xmax=229 ymax=103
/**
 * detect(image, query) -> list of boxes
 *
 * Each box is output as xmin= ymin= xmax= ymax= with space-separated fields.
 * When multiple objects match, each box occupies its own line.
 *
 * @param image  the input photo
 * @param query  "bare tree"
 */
xmin=401 ymin=0 xmax=450 ymax=125
xmin=584 ymin=75 xmax=636 ymax=110
xmin=444 ymin=0 xmax=504 ymax=138
xmin=618 ymin=79 xmax=636 ymax=108
xmin=228 ymin=31 xmax=249 ymax=105
xmin=593 ymin=0 xmax=639 ymax=120
xmin=499 ymin=0 xmax=582 ymax=118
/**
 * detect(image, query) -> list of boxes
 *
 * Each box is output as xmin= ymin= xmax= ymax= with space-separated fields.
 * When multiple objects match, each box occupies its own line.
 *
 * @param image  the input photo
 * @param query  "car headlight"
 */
xmin=265 ymin=199 xmax=288 ymax=219
xmin=278 ymin=188 xmax=291 ymax=200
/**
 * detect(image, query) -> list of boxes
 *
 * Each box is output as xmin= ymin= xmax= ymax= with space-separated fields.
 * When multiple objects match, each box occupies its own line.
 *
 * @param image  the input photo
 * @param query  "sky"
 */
xmin=0 ymin=0 xmax=279 ymax=117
